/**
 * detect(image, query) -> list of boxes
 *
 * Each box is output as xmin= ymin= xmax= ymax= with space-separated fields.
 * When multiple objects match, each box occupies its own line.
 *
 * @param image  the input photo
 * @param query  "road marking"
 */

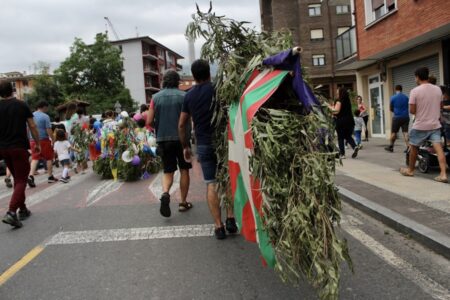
xmin=0 ymin=170 xmax=65 ymax=200
xmin=85 ymin=180 xmax=124 ymax=207
xmin=0 ymin=245 xmax=44 ymax=287
xmin=45 ymin=224 xmax=214 ymax=245
xmin=343 ymin=225 xmax=450 ymax=300
xmin=24 ymin=169 xmax=93 ymax=207
xmin=148 ymin=171 xmax=180 ymax=199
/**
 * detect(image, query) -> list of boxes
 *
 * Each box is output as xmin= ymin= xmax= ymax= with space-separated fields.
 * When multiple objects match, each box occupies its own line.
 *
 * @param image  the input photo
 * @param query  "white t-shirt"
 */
xmin=54 ymin=140 xmax=71 ymax=161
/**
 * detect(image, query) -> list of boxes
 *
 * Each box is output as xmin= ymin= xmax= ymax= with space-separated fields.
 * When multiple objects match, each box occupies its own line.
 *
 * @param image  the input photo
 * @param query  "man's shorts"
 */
xmin=196 ymin=144 xmax=217 ymax=184
xmin=444 ymin=123 xmax=450 ymax=141
xmin=30 ymin=139 xmax=54 ymax=161
xmin=391 ymin=116 xmax=410 ymax=133
xmin=157 ymin=141 xmax=192 ymax=174
xmin=409 ymin=128 xmax=442 ymax=146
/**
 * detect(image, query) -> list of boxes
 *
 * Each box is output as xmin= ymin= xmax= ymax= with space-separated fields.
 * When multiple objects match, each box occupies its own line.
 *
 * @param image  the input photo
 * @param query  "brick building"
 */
xmin=260 ymin=0 xmax=356 ymax=99
xmin=111 ymin=37 xmax=183 ymax=105
xmin=336 ymin=0 xmax=450 ymax=137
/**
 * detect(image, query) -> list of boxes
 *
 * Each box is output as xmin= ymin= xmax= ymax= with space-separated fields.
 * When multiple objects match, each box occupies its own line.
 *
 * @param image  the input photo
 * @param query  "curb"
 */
xmin=338 ymin=186 xmax=450 ymax=260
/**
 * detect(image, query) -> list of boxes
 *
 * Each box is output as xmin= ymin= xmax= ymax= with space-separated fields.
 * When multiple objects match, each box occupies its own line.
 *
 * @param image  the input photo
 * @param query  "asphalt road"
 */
xmin=0 ymin=166 xmax=449 ymax=300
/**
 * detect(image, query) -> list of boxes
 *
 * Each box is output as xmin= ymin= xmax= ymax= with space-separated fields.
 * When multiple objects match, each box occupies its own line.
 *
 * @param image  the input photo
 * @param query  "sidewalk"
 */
xmin=336 ymin=138 xmax=450 ymax=259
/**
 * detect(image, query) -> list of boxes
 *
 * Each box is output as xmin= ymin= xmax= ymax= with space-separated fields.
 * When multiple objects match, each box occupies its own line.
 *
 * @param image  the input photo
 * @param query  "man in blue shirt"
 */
xmin=385 ymin=85 xmax=410 ymax=152
xmin=178 ymin=59 xmax=237 ymax=240
xmin=28 ymin=101 xmax=57 ymax=187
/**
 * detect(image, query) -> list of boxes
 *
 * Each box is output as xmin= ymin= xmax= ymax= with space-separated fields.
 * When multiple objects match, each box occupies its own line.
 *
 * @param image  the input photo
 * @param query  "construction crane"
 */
xmin=104 ymin=17 xmax=120 ymax=40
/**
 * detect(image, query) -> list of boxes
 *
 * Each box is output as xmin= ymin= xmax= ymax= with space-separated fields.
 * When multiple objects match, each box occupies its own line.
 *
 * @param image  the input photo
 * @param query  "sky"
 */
xmin=0 ymin=0 xmax=261 ymax=74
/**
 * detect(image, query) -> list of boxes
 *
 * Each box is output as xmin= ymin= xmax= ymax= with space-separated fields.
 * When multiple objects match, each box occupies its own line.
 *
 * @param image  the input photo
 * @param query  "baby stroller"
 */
xmin=405 ymin=128 xmax=450 ymax=173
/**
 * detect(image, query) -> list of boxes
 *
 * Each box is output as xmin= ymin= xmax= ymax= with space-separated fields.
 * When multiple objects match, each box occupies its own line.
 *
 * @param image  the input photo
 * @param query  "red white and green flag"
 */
xmin=228 ymin=68 xmax=289 ymax=267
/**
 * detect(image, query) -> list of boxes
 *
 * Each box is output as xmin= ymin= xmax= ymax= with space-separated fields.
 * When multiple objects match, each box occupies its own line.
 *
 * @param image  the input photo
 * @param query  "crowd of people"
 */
xmin=1 ymin=61 xmax=448 ymax=233
xmin=0 ymin=59 xmax=238 ymax=239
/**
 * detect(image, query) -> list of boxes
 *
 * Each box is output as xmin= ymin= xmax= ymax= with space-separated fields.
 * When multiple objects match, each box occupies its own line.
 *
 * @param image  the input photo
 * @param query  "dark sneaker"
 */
xmin=351 ymin=147 xmax=359 ymax=159
xmin=18 ymin=208 xmax=32 ymax=221
xmin=27 ymin=175 xmax=36 ymax=188
xmin=48 ymin=175 xmax=58 ymax=183
xmin=384 ymin=146 xmax=393 ymax=153
xmin=60 ymin=177 xmax=69 ymax=183
xmin=5 ymin=177 xmax=13 ymax=188
xmin=214 ymin=226 xmax=227 ymax=240
xmin=159 ymin=192 xmax=171 ymax=218
xmin=2 ymin=212 xmax=23 ymax=228
xmin=225 ymin=218 xmax=238 ymax=234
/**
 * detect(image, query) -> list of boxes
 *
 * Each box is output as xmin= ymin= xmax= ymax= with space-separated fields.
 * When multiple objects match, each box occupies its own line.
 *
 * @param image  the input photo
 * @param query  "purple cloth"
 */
xmin=263 ymin=49 xmax=320 ymax=112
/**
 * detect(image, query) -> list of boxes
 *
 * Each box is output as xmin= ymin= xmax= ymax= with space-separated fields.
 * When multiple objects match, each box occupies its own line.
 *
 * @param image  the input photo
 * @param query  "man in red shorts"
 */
xmin=0 ymin=81 xmax=40 ymax=228
xmin=28 ymin=101 xmax=57 ymax=187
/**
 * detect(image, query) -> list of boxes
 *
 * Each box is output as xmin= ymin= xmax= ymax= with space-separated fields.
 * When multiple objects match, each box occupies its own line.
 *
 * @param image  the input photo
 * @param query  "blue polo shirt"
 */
xmin=390 ymin=92 xmax=409 ymax=118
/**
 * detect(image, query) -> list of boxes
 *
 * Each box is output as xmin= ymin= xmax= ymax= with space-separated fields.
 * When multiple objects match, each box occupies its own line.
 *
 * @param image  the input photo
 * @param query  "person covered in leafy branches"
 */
xmin=178 ymin=59 xmax=238 ymax=239
xmin=147 ymin=70 xmax=193 ymax=217
xmin=329 ymin=87 xmax=359 ymax=159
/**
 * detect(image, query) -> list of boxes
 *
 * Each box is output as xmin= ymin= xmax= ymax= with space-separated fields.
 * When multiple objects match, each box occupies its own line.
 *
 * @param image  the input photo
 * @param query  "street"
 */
xmin=1 ymin=159 xmax=449 ymax=300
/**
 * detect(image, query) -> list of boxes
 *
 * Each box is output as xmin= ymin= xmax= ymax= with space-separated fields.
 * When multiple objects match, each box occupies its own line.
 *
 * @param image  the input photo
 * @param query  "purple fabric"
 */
xmin=263 ymin=49 xmax=320 ymax=112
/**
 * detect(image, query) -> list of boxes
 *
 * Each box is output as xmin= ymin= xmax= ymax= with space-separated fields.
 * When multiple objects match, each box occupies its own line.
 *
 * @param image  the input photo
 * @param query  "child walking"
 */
xmin=53 ymin=129 xmax=78 ymax=183
xmin=354 ymin=109 xmax=364 ymax=149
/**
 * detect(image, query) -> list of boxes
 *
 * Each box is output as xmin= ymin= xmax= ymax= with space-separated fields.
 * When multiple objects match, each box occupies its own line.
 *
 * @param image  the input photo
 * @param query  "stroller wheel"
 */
xmin=418 ymin=156 xmax=429 ymax=173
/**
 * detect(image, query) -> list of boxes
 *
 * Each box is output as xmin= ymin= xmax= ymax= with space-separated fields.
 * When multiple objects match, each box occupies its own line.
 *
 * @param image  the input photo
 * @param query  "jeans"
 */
xmin=196 ymin=144 xmax=217 ymax=184
xmin=0 ymin=148 xmax=30 ymax=212
xmin=354 ymin=130 xmax=362 ymax=145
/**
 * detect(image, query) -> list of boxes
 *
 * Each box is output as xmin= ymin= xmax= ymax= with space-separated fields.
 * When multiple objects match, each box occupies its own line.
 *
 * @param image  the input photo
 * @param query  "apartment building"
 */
xmin=0 ymin=72 xmax=35 ymax=100
xmin=111 ymin=37 xmax=183 ymax=105
xmin=260 ymin=0 xmax=356 ymax=99
xmin=336 ymin=0 xmax=450 ymax=137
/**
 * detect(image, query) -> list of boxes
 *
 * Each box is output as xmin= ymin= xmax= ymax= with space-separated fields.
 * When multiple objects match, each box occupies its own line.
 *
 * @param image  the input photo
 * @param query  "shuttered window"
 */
xmin=310 ymin=29 xmax=324 ymax=40
xmin=392 ymin=55 xmax=440 ymax=96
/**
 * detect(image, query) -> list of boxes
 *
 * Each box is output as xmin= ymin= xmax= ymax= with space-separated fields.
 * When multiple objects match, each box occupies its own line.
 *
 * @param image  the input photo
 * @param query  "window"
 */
xmin=337 ymin=26 xmax=350 ymax=35
xmin=308 ymin=4 xmax=321 ymax=16
xmin=336 ymin=5 xmax=349 ymax=14
xmin=364 ymin=0 xmax=396 ymax=25
xmin=310 ymin=29 xmax=324 ymax=40
xmin=312 ymin=54 xmax=326 ymax=66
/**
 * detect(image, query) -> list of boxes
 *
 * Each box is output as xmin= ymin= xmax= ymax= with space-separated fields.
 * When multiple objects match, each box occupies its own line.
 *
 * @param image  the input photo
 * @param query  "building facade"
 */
xmin=336 ymin=0 xmax=450 ymax=138
xmin=260 ymin=0 xmax=356 ymax=99
xmin=0 ymin=72 xmax=35 ymax=100
xmin=111 ymin=37 xmax=183 ymax=105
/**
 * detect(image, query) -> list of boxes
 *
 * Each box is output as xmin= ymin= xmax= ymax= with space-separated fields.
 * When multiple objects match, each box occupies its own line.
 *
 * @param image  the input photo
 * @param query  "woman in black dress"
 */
xmin=329 ymin=87 xmax=359 ymax=159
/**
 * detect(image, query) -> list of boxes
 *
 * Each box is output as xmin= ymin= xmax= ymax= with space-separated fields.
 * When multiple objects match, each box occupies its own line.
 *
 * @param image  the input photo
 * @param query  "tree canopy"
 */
xmin=55 ymin=33 xmax=136 ymax=114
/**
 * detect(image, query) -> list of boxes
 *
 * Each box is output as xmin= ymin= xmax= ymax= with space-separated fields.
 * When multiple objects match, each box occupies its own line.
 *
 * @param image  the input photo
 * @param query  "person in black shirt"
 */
xmin=329 ymin=87 xmax=359 ymax=159
xmin=178 ymin=59 xmax=237 ymax=240
xmin=0 ymin=81 xmax=41 ymax=228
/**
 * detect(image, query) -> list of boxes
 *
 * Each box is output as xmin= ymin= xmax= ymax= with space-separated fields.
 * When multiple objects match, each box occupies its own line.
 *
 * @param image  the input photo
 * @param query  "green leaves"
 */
xmin=55 ymin=33 xmax=136 ymax=114
xmin=185 ymin=5 xmax=350 ymax=300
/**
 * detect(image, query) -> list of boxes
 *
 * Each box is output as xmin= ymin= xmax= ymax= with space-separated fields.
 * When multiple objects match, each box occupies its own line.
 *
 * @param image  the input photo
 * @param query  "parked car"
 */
xmin=0 ymin=160 xmax=6 ymax=176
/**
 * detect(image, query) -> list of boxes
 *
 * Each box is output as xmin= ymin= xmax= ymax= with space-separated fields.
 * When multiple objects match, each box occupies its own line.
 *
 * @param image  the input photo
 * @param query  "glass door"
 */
xmin=368 ymin=75 xmax=385 ymax=137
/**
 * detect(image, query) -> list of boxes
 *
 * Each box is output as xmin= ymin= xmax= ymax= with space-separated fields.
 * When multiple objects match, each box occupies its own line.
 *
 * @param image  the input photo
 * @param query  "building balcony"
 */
xmin=143 ymin=68 xmax=159 ymax=76
xmin=336 ymin=26 xmax=357 ymax=63
xmin=142 ymin=53 xmax=158 ymax=60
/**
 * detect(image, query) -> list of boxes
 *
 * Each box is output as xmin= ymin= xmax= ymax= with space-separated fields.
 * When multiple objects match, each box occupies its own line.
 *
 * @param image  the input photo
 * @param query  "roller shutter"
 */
xmin=392 ymin=55 xmax=440 ymax=97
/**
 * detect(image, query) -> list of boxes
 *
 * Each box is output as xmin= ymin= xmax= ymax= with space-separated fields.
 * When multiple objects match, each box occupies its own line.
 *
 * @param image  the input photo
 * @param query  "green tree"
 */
xmin=26 ymin=61 xmax=64 ymax=119
xmin=55 ymin=33 xmax=136 ymax=114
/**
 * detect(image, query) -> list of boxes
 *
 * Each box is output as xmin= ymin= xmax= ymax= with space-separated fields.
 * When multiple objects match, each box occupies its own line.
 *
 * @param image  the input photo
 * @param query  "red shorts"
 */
xmin=30 ymin=139 xmax=54 ymax=161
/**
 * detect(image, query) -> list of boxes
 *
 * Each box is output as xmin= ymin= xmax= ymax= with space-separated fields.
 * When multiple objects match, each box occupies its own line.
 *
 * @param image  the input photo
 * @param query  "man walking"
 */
xmin=28 ymin=101 xmax=57 ymax=187
xmin=0 ymin=81 xmax=40 ymax=228
xmin=385 ymin=85 xmax=410 ymax=152
xmin=147 ymin=70 xmax=192 ymax=217
xmin=178 ymin=59 xmax=237 ymax=239
xmin=400 ymin=67 xmax=448 ymax=183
